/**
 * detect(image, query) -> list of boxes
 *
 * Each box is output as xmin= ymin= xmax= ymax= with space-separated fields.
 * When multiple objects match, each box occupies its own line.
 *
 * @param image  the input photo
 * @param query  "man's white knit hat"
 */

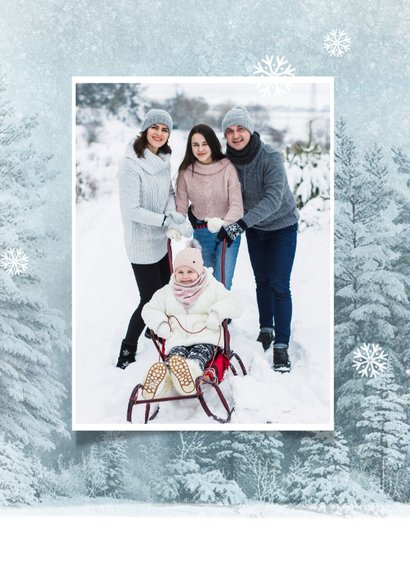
xmin=222 ymin=105 xmax=255 ymax=135
xmin=174 ymin=239 xmax=204 ymax=276
xmin=141 ymin=109 xmax=173 ymax=134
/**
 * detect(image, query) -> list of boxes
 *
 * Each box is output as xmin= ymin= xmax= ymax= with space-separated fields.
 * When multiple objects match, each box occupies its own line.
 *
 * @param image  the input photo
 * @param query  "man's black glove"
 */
xmin=217 ymin=219 xmax=247 ymax=247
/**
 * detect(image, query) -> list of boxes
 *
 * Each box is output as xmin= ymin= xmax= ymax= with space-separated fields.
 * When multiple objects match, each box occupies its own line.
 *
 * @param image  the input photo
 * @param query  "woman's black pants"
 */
xmin=124 ymin=253 xmax=170 ymax=344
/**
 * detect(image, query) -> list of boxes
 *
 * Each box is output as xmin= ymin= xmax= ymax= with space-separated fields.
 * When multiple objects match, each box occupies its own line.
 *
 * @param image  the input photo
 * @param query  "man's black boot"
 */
xmin=273 ymin=347 xmax=291 ymax=373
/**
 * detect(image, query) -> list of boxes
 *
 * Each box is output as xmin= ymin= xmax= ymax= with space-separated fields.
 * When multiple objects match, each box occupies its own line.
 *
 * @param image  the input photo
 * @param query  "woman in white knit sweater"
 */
xmin=176 ymin=124 xmax=243 ymax=290
xmin=116 ymin=109 xmax=191 ymax=369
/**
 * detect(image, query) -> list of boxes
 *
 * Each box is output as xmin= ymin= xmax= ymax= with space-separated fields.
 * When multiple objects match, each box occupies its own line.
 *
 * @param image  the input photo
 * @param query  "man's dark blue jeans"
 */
xmin=246 ymin=223 xmax=298 ymax=346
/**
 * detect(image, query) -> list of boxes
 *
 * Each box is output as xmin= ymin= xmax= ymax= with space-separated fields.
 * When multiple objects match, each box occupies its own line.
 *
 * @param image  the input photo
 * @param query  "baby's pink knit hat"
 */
xmin=174 ymin=239 xmax=204 ymax=275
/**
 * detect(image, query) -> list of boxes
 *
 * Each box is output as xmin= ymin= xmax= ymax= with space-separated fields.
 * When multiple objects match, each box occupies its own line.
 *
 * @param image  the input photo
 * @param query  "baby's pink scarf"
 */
xmin=170 ymin=269 xmax=207 ymax=309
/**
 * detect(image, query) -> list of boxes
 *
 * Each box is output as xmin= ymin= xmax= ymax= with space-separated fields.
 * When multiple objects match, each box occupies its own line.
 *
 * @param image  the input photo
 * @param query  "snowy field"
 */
xmin=3 ymin=497 xmax=406 ymax=518
xmin=3 ymin=500 xmax=407 ymax=578
xmin=74 ymin=125 xmax=332 ymax=429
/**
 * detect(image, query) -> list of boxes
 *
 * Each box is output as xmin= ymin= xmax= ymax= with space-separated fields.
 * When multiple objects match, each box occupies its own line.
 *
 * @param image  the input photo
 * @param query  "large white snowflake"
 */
xmin=253 ymin=55 xmax=295 ymax=97
xmin=0 ymin=247 xmax=29 ymax=276
xmin=352 ymin=343 xmax=388 ymax=379
xmin=323 ymin=29 xmax=351 ymax=57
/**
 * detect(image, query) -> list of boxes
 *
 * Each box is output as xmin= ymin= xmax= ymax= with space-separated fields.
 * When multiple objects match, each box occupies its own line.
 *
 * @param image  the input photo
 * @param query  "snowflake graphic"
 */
xmin=323 ymin=29 xmax=351 ymax=57
xmin=0 ymin=247 xmax=29 ymax=276
xmin=253 ymin=55 xmax=296 ymax=97
xmin=352 ymin=343 xmax=388 ymax=379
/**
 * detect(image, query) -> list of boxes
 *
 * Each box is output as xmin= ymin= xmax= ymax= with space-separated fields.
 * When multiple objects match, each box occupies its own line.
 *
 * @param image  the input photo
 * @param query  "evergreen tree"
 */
xmin=136 ymin=433 xmax=177 ymax=503
xmin=334 ymin=122 xmax=408 ymax=437
xmin=231 ymin=432 xmax=284 ymax=500
xmin=0 ymin=432 xmax=36 ymax=506
xmin=162 ymin=91 xmax=210 ymax=129
xmin=391 ymin=147 xmax=410 ymax=369
xmin=76 ymin=83 xmax=146 ymax=126
xmin=296 ymin=431 xmax=383 ymax=512
xmin=81 ymin=445 xmax=107 ymax=498
xmin=205 ymin=432 xmax=235 ymax=479
xmin=100 ymin=433 xmax=128 ymax=498
xmin=0 ymin=77 xmax=68 ymax=505
xmin=356 ymin=362 xmax=410 ymax=494
xmin=283 ymin=455 xmax=306 ymax=504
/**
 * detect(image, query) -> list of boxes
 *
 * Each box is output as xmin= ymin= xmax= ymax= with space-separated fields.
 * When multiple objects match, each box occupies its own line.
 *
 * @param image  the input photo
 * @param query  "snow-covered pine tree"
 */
xmin=296 ymin=431 xmax=383 ymax=513
xmin=334 ymin=119 xmax=369 ymax=420
xmin=391 ymin=147 xmax=410 ymax=371
xmin=166 ymin=432 xmax=207 ymax=502
xmin=135 ymin=433 xmax=178 ymax=503
xmin=297 ymin=431 xmax=350 ymax=511
xmin=334 ymin=121 xmax=408 ymax=438
xmin=283 ymin=455 xmax=306 ymax=505
xmin=356 ymin=361 xmax=410 ymax=495
xmin=230 ymin=432 xmax=284 ymax=500
xmin=0 ymin=432 xmax=36 ymax=506
xmin=203 ymin=432 xmax=235 ymax=479
xmin=360 ymin=143 xmax=409 ymax=371
xmin=76 ymin=83 xmax=146 ymax=127
xmin=99 ymin=433 xmax=128 ymax=499
xmin=0 ymin=76 xmax=68 ymax=505
xmin=81 ymin=445 xmax=107 ymax=498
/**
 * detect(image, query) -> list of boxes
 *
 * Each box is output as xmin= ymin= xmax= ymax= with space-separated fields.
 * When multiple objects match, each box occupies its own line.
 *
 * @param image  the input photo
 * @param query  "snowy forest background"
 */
xmin=1 ymin=0 xmax=410 ymax=515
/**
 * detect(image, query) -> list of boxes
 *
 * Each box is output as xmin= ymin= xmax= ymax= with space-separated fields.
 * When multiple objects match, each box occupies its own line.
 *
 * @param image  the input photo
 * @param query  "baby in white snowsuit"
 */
xmin=141 ymin=239 xmax=243 ymax=399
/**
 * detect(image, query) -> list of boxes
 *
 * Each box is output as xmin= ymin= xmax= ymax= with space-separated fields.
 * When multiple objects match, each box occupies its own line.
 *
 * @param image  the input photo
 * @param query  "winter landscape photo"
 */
xmin=73 ymin=77 xmax=333 ymax=430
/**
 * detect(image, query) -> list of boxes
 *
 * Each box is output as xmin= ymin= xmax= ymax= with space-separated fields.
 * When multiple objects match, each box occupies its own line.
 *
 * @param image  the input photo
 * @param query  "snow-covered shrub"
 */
xmin=298 ymin=196 xmax=330 ymax=231
xmin=76 ymin=160 xmax=97 ymax=202
xmin=183 ymin=469 xmax=246 ymax=505
xmin=43 ymin=457 xmax=86 ymax=498
xmin=284 ymin=132 xmax=330 ymax=209
xmin=76 ymin=119 xmax=127 ymax=203
xmin=164 ymin=459 xmax=245 ymax=505
xmin=300 ymin=471 xmax=389 ymax=515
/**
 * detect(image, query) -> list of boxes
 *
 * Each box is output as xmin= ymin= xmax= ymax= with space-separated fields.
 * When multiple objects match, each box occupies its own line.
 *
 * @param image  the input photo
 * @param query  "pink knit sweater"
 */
xmin=176 ymin=158 xmax=243 ymax=225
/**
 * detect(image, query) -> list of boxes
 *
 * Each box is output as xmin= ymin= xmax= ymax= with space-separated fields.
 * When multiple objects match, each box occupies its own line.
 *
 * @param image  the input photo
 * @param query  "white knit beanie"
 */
xmin=174 ymin=239 xmax=204 ymax=276
xmin=222 ymin=105 xmax=255 ymax=135
xmin=141 ymin=109 xmax=173 ymax=134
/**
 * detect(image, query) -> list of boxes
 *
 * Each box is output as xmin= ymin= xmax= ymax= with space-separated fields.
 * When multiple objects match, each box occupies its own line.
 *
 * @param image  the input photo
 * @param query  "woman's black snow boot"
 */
xmin=116 ymin=340 xmax=137 ymax=369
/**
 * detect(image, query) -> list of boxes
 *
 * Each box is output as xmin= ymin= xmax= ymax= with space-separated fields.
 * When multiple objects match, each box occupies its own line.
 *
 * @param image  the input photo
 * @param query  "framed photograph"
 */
xmin=73 ymin=76 xmax=333 ymax=431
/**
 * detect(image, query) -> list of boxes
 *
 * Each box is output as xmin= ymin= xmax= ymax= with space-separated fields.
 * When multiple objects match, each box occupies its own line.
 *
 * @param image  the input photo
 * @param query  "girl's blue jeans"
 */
xmin=193 ymin=227 xmax=241 ymax=290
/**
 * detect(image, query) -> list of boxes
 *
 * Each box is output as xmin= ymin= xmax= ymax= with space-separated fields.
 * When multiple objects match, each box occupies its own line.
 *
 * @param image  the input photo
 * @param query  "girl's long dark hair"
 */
xmin=177 ymin=124 xmax=225 ymax=174
xmin=133 ymin=129 xmax=172 ymax=158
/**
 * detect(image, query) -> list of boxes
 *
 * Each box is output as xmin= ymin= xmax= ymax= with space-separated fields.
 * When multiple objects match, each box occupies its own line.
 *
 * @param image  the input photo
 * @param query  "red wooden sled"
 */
xmin=126 ymin=239 xmax=247 ymax=424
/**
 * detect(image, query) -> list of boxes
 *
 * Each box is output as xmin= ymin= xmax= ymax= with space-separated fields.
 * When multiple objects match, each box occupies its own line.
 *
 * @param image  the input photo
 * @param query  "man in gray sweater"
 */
xmin=218 ymin=106 xmax=299 ymax=372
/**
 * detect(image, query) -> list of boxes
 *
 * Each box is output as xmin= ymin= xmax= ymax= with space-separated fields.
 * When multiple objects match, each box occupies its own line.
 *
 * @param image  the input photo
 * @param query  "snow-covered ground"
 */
xmin=74 ymin=125 xmax=332 ymax=429
xmin=3 ymin=500 xmax=407 ymax=578
xmin=3 ymin=497 xmax=406 ymax=518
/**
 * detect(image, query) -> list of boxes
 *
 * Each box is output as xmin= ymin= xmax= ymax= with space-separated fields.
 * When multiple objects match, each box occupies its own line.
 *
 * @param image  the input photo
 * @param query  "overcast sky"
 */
xmin=143 ymin=78 xmax=331 ymax=111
